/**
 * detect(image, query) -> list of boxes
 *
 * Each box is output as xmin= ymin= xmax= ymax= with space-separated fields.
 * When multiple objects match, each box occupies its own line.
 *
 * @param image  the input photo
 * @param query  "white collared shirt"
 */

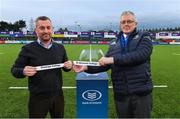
xmin=37 ymin=38 xmax=53 ymax=49
xmin=123 ymin=34 xmax=128 ymax=41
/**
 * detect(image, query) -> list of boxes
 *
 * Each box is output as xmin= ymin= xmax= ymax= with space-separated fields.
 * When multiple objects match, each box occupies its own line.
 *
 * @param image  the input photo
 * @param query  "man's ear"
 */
xmin=135 ymin=22 xmax=138 ymax=25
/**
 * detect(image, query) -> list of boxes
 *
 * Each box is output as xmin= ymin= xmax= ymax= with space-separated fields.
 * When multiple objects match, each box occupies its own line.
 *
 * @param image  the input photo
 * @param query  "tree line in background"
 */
xmin=0 ymin=20 xmax=180 ymax=32
xmin=0 ymin=20 xmax=26 ymax=32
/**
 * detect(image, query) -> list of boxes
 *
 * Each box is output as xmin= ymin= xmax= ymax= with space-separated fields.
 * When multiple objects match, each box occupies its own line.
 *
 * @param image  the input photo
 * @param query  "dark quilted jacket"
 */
xmin=86 ymin=29 xmax=153 ymax=100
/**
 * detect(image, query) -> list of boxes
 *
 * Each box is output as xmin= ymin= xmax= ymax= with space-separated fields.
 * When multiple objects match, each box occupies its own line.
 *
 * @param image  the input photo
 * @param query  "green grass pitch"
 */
xmin=0 ymin=44 xmax=180 ymax=118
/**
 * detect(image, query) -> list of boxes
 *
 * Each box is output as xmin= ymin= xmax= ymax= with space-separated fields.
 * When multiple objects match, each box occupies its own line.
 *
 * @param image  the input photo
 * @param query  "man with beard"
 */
xmin=11 ymin=16 xmax=72 ymax=118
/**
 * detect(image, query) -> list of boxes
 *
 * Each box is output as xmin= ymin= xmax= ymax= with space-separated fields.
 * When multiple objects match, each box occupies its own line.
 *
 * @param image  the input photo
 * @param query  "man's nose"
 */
xmin=44 ymin=28 xmax=49 ymax=33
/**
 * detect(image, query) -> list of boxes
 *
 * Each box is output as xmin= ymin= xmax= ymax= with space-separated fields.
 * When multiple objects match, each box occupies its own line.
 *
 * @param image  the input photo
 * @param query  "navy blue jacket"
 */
xmin=86 ymin=29 xmax=153 ymax=100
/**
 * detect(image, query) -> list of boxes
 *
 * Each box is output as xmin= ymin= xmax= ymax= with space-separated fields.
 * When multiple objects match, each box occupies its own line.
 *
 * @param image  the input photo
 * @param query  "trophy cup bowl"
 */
xmin=79 ymin=49 xmax=104 ymax=62
xmin=73 ymin=49 xmax=104 ymax=66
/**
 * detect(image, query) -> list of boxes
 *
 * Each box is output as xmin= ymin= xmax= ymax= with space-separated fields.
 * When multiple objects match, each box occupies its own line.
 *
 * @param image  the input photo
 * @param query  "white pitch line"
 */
xmin=8 ymin=85 xmax=168 ymax=90
xmin=9 ymin=87 xmax=28 ymax=89
xmin=153 ymin=85 xmax=168 ymax=88
xmin=172 ymin=53 xmax=180 ymax=55
xmin=8 ymin=86 xmax=76 ymax=90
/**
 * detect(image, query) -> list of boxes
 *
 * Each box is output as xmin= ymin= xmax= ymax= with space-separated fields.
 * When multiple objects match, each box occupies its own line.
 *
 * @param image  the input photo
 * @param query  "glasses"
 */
xmin=120 ymin=20 xmax=135 ymax=25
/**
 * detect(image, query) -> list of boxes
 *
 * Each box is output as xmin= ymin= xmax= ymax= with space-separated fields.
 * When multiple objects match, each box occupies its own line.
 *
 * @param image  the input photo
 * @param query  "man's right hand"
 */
xmin=73 ymin=65 xmax=88 ymax=73
xmin=23 ymin=66 xmax=37 ymax=76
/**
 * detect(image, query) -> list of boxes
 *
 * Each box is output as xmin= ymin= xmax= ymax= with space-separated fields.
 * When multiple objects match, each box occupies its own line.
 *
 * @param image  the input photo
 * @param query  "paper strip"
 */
xmin=73 ymin=61 xmax=100 ymax=66
xmin=36 ymin=63 xmax=64 ymax=71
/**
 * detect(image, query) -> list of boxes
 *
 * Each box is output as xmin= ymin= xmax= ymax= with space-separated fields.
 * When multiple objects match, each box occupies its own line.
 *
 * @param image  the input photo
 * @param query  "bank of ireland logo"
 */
xmin=82 ymin=90 xmax=102 ymax=101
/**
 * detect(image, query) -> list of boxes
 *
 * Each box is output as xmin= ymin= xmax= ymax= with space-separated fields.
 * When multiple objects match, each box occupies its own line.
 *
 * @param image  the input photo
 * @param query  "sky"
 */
xmin=0 ymin=0 xmax=180 ymax=31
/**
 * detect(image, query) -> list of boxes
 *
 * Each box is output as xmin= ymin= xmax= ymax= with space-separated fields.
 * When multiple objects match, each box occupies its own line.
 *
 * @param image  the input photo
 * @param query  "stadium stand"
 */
xmin=0 ymin=31 xmax=180 ymax=44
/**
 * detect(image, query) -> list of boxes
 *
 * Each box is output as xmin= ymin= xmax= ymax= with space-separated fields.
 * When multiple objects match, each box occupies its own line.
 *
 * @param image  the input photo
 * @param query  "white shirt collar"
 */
xmin=37 ymin=38 xmax=53 ymax=49
xmin=123 ymin=34 xmax=128 ymax=40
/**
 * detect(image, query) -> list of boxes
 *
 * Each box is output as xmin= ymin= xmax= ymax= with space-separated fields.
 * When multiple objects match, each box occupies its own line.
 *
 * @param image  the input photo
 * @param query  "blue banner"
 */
xmin=171 ymin=33 xmax=180 ymax=36
xmin=80 ymin=32 xmax=91 ymax=38
xmin=54 ymin=31 xmax=64 ymax=34
xmin=0 ymin=31 xmax=9 ymax=35
xmin=93 ymin=32 xmax=104 ymax=38
xmin=9 ymin=32 xmax=24 ymax=37
xmin=159 ymin=32 xmax=168 ymax=36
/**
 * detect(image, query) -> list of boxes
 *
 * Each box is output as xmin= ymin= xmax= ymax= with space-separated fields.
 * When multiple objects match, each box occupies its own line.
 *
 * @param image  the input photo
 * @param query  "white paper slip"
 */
xmin=36 ymin=63 xmax=64 ymax=71
xmin=73 ymin=61 xmax=100 ymax=66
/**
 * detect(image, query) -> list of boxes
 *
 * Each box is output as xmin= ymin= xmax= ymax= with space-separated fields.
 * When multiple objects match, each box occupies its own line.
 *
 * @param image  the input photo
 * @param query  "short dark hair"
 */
xmin=35 ymin=16 xmax=51 ymax=26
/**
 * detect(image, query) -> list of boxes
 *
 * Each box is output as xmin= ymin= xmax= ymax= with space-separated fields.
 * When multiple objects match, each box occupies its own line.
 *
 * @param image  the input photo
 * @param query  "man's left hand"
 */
xmin=99 ymin=57 xmax=114 ymax=66
xmin=64 ymin=60 xmax=73 ymax=69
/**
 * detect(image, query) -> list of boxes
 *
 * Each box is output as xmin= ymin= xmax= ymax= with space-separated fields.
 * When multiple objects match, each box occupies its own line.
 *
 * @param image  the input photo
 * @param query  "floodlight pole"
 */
xmin=89 ymin=32 xmax=92 ymax=62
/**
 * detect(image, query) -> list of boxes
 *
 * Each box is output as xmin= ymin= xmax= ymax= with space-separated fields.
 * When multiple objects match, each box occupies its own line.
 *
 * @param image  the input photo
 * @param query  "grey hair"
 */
xmin=35 ymin=16 xmax=52 ymax=26
xmin=120 ymin=11 xmax=137 ymax=22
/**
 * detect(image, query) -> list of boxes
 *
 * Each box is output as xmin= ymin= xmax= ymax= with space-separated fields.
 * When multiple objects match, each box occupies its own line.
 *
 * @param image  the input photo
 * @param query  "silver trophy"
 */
xmin=73 ymin=46 xmax=104 ymax=66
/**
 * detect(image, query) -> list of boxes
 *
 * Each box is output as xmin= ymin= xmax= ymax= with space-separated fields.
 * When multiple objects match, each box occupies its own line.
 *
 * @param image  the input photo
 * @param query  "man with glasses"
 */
xmin=73 ymin=11 xmax=153 ymax=118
